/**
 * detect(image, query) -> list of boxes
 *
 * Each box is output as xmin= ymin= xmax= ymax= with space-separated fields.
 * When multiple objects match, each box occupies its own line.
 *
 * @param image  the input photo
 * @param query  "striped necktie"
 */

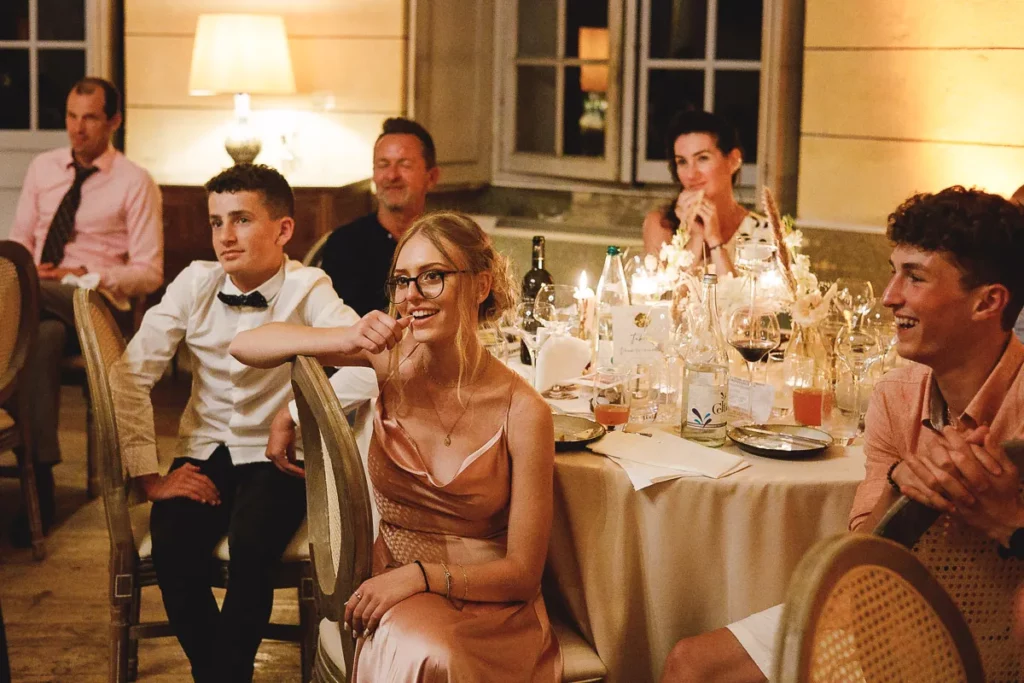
xmin=40 ymin=162 xmax=99 ymax=266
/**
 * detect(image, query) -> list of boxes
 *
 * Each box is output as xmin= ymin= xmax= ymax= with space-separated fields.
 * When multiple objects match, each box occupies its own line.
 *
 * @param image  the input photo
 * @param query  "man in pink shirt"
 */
xmin=660 ymin=186 xmax=1024 ymax=683
xmin=9 ymin=77 xmax=163 ymax=544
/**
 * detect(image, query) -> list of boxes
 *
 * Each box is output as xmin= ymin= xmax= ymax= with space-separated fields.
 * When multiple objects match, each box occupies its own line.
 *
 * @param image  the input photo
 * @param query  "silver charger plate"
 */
xmin=727 ymin=423 xmax=833 ymax=460
xmin=552 ymin=414 xmax=606 ymax=451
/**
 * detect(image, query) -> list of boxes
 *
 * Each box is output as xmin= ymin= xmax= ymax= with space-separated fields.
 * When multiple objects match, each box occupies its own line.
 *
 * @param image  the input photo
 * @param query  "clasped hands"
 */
xmin=674 ymin=190 xmax=723 ymax=249
xmin=891 ymin=425 xmax=1024 ymax=544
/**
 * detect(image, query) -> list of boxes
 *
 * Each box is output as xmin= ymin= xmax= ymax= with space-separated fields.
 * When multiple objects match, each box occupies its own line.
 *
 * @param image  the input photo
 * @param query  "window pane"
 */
xmin=39 ymin=49 xmax=86 ymax=130
xmin=0 ymin=50 xmax=30 ymax=129
xmin=713 ymin=70 xmax=760 ymax=163
xmin=517 ymin=0 xmax=558 ymax=58
xmin=563 ymin=66 xmax=605 ymax=158
xmin=645 ymin=69 xmax=704 ymax=160
xmin=716 ymin=0 xmax=763 ymax=60
xmin=650 ymin=0 xmax=707 ymax=60
xmin=565 ymin=0 xmax=609 ymax=58
xmin=39 ymin=0 xmax=86 ymax=40
xmin=0 ymin=0 xmax=29 ymax=40
xmin=516 ymin=66 xmax=557 ymax=154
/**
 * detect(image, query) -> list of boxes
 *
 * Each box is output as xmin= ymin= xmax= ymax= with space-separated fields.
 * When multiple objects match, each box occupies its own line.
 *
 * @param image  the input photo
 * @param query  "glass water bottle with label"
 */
xmin=681 ymin=271 xmax=730 ymax=447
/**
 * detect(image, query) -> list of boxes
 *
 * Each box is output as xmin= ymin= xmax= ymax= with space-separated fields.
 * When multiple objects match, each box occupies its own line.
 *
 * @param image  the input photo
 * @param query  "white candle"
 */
xmin=574 ymin=271 xmax=596 ymax=338
xmin=630 ymin=271 xmax=658 ymax=304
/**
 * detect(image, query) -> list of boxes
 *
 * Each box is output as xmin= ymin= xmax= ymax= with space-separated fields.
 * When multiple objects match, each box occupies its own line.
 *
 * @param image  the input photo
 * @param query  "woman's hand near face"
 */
xmin=694 ymin=200 xmax=724 ymax=247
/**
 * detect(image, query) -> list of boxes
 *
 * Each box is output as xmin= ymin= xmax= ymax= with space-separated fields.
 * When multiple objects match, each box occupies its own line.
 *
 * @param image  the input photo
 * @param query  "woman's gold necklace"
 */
xmin=423 ymin=357 xmax=489 ymax=447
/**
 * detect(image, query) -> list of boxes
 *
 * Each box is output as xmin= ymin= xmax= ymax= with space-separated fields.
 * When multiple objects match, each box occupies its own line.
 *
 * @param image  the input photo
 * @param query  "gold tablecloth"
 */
xmin=545 ymin=443 xmax=866 ymax=683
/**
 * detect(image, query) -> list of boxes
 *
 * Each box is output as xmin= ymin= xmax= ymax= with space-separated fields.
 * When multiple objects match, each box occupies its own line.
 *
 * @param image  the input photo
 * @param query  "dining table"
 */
xmin=543 ymin=435 xmax=866 ymax=683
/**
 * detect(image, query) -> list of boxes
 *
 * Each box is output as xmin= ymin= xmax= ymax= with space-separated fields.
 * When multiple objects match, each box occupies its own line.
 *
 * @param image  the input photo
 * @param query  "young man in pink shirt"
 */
xmin=9 ymin=77 xmax=163 ymax=544
xmin=660 ymin=186 xmax=1024 ymax=682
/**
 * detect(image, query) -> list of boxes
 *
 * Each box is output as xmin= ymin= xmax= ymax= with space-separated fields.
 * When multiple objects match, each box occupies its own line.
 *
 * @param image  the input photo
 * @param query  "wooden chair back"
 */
xmin=0 ymin=241 xmax=39 ymax=407
xmin=72 ymin=290 xmax=138 ymax=556
xmin=774 ymin=533 xmax=983 ymax=682
xmin=291 ymin=355 xmax=374 ymax=675
xmin=875 ymin=495 xmax=1024 ymax=682
xmin=302 ymin=230 xmax=335 ymax=268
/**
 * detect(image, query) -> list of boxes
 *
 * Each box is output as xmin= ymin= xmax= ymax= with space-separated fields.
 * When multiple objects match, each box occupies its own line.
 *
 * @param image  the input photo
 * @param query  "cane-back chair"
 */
xmin=876 ymin=494 xmax=1024 ymax=683
xmin=290 ymin=356 xmax=606 ymax=682
xmin=0 ymin=240 xmax=44 ymax=559
xmin=774 ymin=533 xmax=983 ymax=682
xmin=73 ymin=289 xmax=317 ymax=683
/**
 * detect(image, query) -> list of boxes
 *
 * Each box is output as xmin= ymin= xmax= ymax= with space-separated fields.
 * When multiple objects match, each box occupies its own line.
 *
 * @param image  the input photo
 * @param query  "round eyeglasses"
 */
xmin=385 ymin=269 xmax=470 ymax=304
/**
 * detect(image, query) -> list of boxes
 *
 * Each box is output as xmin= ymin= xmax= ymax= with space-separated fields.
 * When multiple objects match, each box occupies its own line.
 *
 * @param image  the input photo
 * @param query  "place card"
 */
xmin=611 ymin=305 xmax=671 ymax=365
xmin=728 ymin=377 xmax=775 ymax=423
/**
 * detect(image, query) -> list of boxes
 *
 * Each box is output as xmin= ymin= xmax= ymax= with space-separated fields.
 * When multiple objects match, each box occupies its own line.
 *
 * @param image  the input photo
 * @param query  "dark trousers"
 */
xmin=150 ymin=445 xmax=306 ymax=683
xmin=24 ymin=281 xmax=78 ymax=466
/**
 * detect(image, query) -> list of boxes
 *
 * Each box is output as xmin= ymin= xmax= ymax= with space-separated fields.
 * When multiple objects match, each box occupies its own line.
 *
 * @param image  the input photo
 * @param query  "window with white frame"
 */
xmin=499 ymin=0 xmax=767 ymax=188
xmin=0 ymin=0 xmax=92 ymax=132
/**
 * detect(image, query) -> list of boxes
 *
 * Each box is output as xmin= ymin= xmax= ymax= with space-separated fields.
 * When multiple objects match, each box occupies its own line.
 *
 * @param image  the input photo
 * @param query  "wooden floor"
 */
xmin=0 ymin=377 xmax=302 ymax=682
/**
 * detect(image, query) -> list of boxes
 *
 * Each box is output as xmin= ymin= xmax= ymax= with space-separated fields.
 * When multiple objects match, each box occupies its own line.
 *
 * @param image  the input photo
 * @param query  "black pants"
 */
xmin=150 ymin=445 xmax=306 ymax=683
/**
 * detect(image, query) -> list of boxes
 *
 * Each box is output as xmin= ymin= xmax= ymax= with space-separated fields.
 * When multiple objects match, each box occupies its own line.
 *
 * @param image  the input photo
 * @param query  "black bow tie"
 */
xmin=217 ymin=291 xmax=268 ymax=309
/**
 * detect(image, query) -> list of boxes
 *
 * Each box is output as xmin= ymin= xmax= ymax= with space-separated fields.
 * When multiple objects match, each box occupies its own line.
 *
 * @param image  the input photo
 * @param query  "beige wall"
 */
xmin=797 ymin=0 xmax=1024 ymax=230
xmin=124 ymin=0 xmax=406 ymax=187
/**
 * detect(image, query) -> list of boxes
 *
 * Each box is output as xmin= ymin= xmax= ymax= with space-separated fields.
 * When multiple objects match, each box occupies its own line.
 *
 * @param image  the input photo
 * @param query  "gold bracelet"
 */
xmin=460 ymin=563 xmax=468 ymax=600
xmin=440 ymin=562 xmax=452 ymax=600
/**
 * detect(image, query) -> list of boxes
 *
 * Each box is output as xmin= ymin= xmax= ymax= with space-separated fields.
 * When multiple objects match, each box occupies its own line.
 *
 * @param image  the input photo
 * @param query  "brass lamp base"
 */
xmin=225 ymin=92 xmax=261 ymax=165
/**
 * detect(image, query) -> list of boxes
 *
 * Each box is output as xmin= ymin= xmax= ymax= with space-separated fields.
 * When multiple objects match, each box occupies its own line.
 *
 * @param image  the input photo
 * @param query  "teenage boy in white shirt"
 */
xmin=110 ymin=164 xmax=376 ymax=682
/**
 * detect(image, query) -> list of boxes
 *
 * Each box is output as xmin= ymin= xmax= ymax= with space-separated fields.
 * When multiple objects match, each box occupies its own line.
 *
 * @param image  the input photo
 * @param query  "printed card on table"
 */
xmin=611 ymin=305 xmax=671 ymax=365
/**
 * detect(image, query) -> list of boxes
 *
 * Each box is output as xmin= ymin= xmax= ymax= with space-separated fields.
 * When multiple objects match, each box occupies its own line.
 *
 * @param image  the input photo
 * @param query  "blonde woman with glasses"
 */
xmin=231 ymin=211 xmax=561 ymax=682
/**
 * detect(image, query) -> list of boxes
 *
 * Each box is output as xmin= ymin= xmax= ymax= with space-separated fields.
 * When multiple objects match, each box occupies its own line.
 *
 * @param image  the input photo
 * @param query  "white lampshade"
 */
xmin=189 ymin=14 xmax=296 ymax=96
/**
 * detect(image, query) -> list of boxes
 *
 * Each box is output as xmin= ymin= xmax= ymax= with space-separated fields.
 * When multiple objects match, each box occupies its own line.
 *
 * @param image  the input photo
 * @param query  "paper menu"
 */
xmin=611 ymin=305 xmax=671 ymax=365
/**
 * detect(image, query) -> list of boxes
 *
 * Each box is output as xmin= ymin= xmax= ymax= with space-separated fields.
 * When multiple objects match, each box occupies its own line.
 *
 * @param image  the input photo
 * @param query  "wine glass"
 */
xmin=511 ymin=301 xmax=552 ymax=370
xmin=726 ymin=306 xmax=781 ymax=422
xmin=533 ymin=285 xmax=588 ymax=400
xmin=862 ymin=301 xmax=897 ymax=372
xmin=835 ymin=278 xmax=875 ymax=327
xmin=833 ymin=323 xmax=882 ymax=438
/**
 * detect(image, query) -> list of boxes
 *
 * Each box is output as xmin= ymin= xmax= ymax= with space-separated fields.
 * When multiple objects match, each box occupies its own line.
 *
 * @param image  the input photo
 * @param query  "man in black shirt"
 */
xmin=319 ymin=118 xmax=439 ymax=315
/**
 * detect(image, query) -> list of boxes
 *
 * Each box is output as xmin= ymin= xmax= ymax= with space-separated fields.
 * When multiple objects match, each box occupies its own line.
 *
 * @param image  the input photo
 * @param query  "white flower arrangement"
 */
xmin=791 ymin=282 xmax=838 ymax=327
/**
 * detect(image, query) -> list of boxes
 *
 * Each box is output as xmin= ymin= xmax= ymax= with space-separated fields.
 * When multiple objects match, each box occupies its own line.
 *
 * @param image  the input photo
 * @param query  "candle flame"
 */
xmin=578 ymin=271 xmax=589 ymax=289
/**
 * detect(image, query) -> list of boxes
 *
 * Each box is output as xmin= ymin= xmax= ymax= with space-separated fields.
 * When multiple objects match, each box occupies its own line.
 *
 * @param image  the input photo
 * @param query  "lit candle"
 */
xmin=574 ymin=270 xmax=596 ymax=338
xmin=630 ymin=271 xmax=658 ymax=304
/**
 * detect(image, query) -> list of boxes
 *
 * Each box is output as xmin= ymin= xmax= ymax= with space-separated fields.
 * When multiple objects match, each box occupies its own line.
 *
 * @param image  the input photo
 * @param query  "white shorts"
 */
xmin=725 ymin=603 xmax=783 ymax=679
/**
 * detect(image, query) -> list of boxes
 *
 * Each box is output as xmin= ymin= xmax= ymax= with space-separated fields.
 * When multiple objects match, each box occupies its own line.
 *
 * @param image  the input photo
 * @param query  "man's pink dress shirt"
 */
xmin=849 ymin=335 xmax=1024 ymax=530
xmin=11 ymin=145 xmax=163 ymax=297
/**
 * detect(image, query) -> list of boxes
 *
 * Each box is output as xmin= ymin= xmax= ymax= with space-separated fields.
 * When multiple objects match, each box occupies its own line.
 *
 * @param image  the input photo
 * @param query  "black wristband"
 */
xmin=708 ymin=242 xmax=723 ymax=252
xmin=413 ymin=560 xmax=430 ymax=592
xmin=886 ymin=461 xmax=901 ymax=492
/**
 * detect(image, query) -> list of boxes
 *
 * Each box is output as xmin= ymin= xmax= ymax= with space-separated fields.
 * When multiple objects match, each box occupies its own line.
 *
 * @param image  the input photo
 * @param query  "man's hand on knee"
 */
xmin=265 ymin=406 xmax=305 ymax=479
xmin=138 ymin=465 xmax=221 ymax=505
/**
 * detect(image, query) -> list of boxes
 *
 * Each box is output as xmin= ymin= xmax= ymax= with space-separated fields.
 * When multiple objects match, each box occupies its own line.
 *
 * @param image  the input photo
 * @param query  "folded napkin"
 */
xmin=587 ymin=429 xmax=749 ymax=482
xmin=61 ymin=272 xmax=131 ymax=311
xmin=536 ymin=335 xmax=591 ymax=393
xmin=603 ymin=456 xmax=706 ymax=490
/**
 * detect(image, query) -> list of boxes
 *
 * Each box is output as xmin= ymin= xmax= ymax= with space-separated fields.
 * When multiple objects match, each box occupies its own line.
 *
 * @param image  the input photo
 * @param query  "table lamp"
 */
xmin=578 ymin=27 xmax=609 ymax=150
xmin=188 ymin=13 xmax=296 ymax=165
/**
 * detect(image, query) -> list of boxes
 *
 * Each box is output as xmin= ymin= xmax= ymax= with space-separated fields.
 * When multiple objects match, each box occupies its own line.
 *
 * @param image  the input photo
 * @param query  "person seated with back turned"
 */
xmin=319 ymin=117 xmax=440 ymax=316
xmin=109 ymin=164 xmax=375 ymax=683
xmin=230 ymin=212 xmax=562 ymax=681
xmin=660 ymin=186 xmax=1024 ymax=682
xmin=641 ymin=109 xmax=773 ymax=277
xmin=9 ymin=76 xmax=163 ymax=544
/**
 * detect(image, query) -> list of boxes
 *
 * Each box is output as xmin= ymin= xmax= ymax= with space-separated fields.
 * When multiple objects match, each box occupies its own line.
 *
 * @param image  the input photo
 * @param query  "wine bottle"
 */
xmin=681 ymin=271 xmax=730 ymax=447
xmin=520 ymin=236 xmax=553 ymax=364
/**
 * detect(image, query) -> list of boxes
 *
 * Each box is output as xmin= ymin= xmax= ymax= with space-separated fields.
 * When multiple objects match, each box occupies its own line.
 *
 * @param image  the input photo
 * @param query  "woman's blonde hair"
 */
xmin=386 ymin=211 xmax=518 ymax=393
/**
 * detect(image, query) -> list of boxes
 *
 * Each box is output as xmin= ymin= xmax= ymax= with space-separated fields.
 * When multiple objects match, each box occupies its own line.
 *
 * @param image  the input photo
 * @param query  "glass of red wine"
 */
xmin=727 ymin=306 xmax=781 ymax=422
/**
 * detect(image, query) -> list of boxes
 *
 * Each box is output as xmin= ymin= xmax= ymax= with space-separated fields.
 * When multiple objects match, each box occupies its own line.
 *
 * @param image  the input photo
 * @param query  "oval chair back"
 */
xmin=291 ymin=355 xmax=374 ymax=676
xmin=774 ymin=533 xmax=983 ymax=682
xmin=875 ymin=493 xmax=1024 ymax=683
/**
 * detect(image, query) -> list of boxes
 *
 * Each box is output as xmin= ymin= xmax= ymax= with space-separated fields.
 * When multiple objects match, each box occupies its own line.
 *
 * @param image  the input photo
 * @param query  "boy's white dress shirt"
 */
xmin=111 ymin=258 xmax=378 ymax=477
